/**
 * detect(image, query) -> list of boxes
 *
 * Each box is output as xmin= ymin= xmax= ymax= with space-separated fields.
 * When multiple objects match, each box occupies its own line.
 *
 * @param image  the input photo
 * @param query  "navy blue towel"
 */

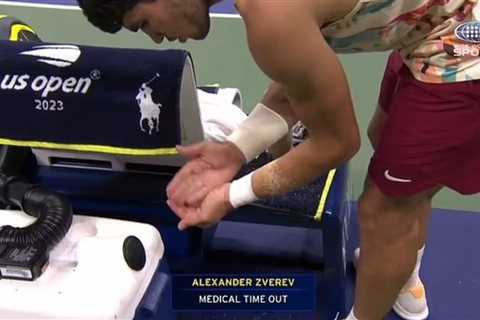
xmin=0 ymin=40 xmax=194 ymax=155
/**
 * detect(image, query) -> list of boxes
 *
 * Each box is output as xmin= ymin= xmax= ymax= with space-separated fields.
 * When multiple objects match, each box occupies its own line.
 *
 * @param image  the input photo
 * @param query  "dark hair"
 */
xmin=77 ymin=0 xmax=139 ymax=33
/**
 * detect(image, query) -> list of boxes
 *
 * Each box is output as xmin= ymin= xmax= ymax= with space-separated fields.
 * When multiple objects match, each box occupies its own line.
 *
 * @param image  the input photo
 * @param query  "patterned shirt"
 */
xmin=322 ymin=0 xmax=480 ymax=83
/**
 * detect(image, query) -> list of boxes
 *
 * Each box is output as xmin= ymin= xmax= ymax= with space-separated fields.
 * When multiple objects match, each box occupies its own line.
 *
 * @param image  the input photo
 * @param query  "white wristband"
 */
xmin=229 ymin=172 xmax=259 ymax=208
xmin=226 ymin=103 xmax=289 ymax=162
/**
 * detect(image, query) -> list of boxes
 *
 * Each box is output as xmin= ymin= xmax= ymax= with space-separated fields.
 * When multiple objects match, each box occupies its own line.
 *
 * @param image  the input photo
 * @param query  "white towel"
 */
xmin=216 ymin=88 xmax=244 ymax=111
xmin=197 ymin=89 xmax=247 ymax=143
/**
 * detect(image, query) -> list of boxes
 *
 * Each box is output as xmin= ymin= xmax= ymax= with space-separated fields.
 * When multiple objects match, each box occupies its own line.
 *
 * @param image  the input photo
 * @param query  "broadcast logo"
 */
xmin=453 ymin=21 xmax=480 ymax=57
xmin=455 ymin=22 xmax=480 ymax=44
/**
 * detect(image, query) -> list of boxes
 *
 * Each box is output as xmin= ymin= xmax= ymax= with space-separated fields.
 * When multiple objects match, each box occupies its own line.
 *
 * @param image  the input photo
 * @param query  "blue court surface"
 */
xmin=348 ymin=206 xmax=480 ymax=320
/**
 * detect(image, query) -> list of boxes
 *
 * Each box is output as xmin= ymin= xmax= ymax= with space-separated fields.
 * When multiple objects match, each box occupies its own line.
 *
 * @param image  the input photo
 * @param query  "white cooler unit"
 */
xmin=0 ymin=210 xmax=165 ymax=320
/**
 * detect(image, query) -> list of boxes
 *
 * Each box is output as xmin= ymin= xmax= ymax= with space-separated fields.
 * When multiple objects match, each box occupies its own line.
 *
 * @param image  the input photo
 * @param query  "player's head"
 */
xmin=78 ymin=0 xmax=217 ymax=43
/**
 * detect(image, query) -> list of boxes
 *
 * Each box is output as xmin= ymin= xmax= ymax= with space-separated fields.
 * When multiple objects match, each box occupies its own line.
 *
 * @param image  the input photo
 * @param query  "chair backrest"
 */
xmin=0 ymin=40 xmax=204 ymax=173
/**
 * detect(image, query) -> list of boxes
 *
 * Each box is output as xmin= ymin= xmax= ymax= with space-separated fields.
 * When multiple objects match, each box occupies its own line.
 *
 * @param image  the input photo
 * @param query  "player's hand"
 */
xmin=167 ymin=183 xmax=233 ymax=230
xmin=166 ymin=141 xmax=245 ymax=207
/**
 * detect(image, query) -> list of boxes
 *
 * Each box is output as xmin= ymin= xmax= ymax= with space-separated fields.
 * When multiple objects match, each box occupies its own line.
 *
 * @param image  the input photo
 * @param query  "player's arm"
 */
xmin=233 ymin=2 xmax=360 ymax=201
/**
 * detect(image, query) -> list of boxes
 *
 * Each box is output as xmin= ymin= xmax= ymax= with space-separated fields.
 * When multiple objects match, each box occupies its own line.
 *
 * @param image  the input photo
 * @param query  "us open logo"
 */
xmin=0 ymin=45 xmax=99 ymax=98
xmin=0 ymin=44 xmax=100 ymax=113
xmin=20 ymin=44 xmax=81 ymax=67
xmin=454 ymin=22 xmax=480 ymax=44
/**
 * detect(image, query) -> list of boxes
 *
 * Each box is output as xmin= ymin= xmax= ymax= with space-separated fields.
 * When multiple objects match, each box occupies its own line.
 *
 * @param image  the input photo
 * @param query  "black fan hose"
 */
xmin=0 ymin=173 xmax=73 ymax=251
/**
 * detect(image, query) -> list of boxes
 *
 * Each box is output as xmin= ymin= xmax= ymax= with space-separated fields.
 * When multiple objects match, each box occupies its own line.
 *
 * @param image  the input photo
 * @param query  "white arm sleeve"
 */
xmin=226 ymin=103 xmax=289 ymax=162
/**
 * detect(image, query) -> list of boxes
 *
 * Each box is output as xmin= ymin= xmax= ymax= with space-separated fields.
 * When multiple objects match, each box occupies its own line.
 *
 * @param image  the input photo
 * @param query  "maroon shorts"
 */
xmin=369 ymin=56 xmax=480 ymax=197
